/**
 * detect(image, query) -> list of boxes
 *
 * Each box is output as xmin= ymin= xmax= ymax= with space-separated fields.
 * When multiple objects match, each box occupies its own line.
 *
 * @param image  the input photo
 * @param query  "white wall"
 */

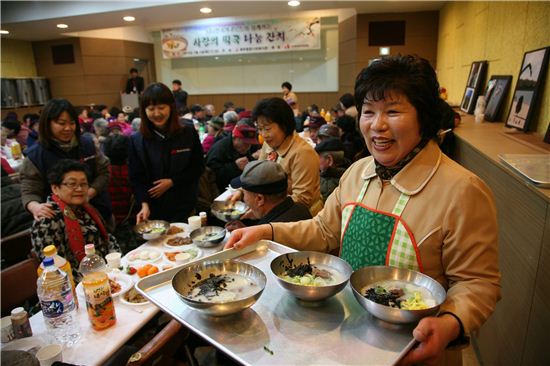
xmin=153 ymin=16 xmax=338 ymax=94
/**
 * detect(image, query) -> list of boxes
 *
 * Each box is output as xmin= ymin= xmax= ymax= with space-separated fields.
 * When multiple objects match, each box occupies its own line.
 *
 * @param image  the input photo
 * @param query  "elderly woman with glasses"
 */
xmin=20 ymin=99 xmax=112 ymax=223
xmin=31 ymin=159 xmax=119 ymax=279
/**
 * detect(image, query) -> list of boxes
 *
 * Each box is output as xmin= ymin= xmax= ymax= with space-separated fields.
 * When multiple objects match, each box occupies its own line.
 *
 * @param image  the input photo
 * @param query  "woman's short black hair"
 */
xmin=47 ymin=159 xmax=90 ymax=186
xmin=339 ymin=93 xmax=355 ymax=109
xmin=252 ymin=97 xmax=296 ymax=136
xmin=281 ymin=81 xmax=292 ymax=91
xmin=139 ymin=82 xmax=181 ymax=139
xmin=2 ymin=120 xmax=21 ymax=134
xmin=354 ymin=55 xmax=442 ymax=140
xmin=336 ymin=115 xmax=357 ymax=134
xmin=38 ymin=99 xmax=80 ymax=149
xmin=103 ymin=134 xmax=129 ymax=165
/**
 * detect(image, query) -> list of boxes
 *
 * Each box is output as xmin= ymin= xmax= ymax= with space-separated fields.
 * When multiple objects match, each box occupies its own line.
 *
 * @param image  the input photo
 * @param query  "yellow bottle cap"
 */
xmin=43 ymin=245 xmax=57 ymax=257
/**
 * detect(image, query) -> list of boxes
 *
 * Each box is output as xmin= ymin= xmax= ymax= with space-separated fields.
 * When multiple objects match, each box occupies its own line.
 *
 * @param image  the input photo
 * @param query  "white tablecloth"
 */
xmin=2 ymin=222 xmax=225 ymax=366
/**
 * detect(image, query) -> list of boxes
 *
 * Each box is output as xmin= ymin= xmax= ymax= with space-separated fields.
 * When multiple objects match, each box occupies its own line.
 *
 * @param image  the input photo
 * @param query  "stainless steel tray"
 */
xmin=499 ymin=154 xmax=550 ymax=188
xmin=136 ymin=241 xmax=415 ymax=365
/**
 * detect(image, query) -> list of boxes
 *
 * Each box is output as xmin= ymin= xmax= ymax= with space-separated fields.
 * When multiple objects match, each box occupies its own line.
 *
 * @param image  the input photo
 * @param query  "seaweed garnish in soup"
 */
xmin=187 ymin=273 xmax=259 ymax=302
xmin=279 ymin=255 xmax=338 ymax=286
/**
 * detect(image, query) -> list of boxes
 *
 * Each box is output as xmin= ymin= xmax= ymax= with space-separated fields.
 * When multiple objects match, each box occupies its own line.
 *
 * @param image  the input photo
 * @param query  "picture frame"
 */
xmin=483 ymin=75 xmax=512 ymax=122
xmin=505 ymin=46 xmax=550 ymax=131
xmin=461 ymin=61 xmax=487 ymax=114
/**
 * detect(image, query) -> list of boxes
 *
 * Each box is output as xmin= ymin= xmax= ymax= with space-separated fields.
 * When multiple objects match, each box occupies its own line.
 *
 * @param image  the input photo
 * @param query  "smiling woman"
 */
xmin=31 ymin=159 xmax=120 ymax=280
xmin=128 ymin=83 xmax=205 ymax=223
xmin=226 ymin=55 xmax=500 ymax=366
xmin=20 ymin=98 xmax=112 ymax=222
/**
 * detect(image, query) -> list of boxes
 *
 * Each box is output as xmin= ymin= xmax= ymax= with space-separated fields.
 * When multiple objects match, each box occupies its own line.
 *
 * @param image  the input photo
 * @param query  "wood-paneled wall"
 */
xmin=187 ymin=91 xmax=340 ymax=115
xmin=336 ymin=11 xmax=439 ymax=97
xmin=32 ymin=37 xmax=156 ymax=108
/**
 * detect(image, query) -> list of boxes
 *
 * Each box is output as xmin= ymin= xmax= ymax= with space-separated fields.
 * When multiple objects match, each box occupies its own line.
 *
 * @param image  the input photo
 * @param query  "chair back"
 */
xmin=1 ymin=229 xmax=32 ymax=268
xmin=1 ymin=257 xmax=39 ymax=316
xmin=126 ymin=318 xmax=190 ymax=366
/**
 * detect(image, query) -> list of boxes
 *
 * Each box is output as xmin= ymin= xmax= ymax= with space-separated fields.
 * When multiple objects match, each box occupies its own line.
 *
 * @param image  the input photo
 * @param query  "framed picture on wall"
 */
xmin=460 ymin=61 xmax=487 ymax=114
xmin=484 ymin=75 xmax=512 ymax=122
xmin=505 ymin=46 xmax=550 ymax=131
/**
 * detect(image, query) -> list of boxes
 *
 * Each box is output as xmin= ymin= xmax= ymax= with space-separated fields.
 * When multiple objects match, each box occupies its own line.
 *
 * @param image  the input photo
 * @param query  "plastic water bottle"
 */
xmin=79 ymin=244 xmax=116 ymax=330
xmin=37 ymin=245 xmax=78 ymax=308
xmin=198 ymin=125 xmax=206 ymax=141
xmin=37 ymin=257 xmax=80 ymax=346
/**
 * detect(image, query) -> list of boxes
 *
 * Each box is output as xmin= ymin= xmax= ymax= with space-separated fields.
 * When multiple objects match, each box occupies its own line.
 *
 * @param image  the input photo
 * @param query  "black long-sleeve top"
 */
xmin=125 ymin=76 xmax=145 ymax=94
xmin=128 ymin=126 xmax=204 ymax=222
xmin=205 ymin=135 xmax=253 ymax=192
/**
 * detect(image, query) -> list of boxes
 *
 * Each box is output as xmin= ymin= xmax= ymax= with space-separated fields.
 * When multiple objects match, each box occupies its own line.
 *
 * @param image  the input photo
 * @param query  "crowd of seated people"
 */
xmin=1 ymin=83 xmax=372 ymax=250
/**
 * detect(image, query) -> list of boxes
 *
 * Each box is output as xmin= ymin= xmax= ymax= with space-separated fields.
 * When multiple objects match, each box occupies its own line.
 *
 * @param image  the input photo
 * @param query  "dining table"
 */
xmin=1 ymin=222 xmax=225 ymax=366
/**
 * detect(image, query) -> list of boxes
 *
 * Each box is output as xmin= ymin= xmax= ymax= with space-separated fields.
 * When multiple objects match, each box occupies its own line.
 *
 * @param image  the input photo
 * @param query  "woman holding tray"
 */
xmin=226 ymin=55 xmax=501 ymax=366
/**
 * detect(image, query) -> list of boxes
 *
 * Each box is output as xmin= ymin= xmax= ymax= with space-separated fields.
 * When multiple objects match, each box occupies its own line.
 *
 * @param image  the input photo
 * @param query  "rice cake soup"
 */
xmin=362 ymin=280 xmax=436 ymax=310
xmin=187 ymin=273 xmax=260 ymax=303
xmin=279 ymin=260 xmax=342 ymax=287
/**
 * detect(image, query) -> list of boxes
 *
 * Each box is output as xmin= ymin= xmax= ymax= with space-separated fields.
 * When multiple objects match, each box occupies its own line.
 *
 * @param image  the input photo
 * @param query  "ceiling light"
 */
xmin=123 ymin=16 xmax=135 ymax=22
xmin=57 ymin=24 xmax=69 ymax=29
xmin=0 ymin=30 xmax=9 ymax=35
xmin=379 ymin=47 xmax=390 ymax=56
xmin=288 ymin=1 xmax=301 ymax=7
xmin=200 ymin=7 xmax=212 ymax=14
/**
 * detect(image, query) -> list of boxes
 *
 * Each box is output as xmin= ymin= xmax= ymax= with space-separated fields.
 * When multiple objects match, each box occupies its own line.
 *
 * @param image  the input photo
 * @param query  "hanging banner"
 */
xmin=161 ymin=17 xmax=321 ymax=59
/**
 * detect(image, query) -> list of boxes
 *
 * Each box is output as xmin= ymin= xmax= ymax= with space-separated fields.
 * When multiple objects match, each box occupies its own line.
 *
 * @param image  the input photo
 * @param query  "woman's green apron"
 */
xmin=340 ymin=179 xmax=423 ymax=272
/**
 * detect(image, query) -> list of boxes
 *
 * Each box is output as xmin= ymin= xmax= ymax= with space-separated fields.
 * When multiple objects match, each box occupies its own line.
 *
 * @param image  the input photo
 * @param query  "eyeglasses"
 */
xmin=61 ymin=182 xmax=89 ymax=190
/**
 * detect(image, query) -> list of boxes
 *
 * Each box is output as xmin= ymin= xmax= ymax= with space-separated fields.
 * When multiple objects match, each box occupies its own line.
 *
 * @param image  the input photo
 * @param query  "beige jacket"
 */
xmin=272 ymin=140 xmax=501 ymax=335
xmin=259 ymin=132 xmax=323 ymax=215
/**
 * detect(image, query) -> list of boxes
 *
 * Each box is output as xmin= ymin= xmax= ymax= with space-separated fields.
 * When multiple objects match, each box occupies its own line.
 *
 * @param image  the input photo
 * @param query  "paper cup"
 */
xmin=36 ymin=344 xmax=63 ymax=366
xmin=1 ymin=316 xmax=15 ymax=343
xmin=105 ymin=252 xmax=122 ymax=270
xmin=188 ymin=216 xmax=202 ymax=231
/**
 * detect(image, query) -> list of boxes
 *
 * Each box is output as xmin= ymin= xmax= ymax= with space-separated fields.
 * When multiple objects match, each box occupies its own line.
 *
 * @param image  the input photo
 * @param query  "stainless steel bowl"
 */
xmin=350 ymin=266 xmax=447 ymax=324
xmin=172 ymin=259 xmax=266 ymax=316
xmin=134 ymin=220 xmax=170 ymax=240
xmin=211 ymin=201 xmax=248 ymax=222
xmin=270 ymin=251 xmax=353 ymax=302
xmin=189 ymin=226 xmax=226 ymax=248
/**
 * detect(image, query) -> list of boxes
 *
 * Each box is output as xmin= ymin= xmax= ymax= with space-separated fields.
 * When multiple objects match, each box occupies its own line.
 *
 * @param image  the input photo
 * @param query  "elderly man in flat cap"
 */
xmin=225 ymin=160 xmax=311 ymax=232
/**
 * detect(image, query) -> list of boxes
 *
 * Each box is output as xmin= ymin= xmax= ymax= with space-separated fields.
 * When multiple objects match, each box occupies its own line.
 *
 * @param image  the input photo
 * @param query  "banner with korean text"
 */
xmin=161 ymin=17 xmax=321 ymax=59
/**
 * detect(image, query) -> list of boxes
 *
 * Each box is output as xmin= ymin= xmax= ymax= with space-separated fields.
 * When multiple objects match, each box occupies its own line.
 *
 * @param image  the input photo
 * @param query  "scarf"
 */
xmin=51 ymin=194 xmax=109 ymax=262
xmin=374 ymin=138 xmax=429 ymax=180
xmin=53 ymin=136 xmax=79 ymax=153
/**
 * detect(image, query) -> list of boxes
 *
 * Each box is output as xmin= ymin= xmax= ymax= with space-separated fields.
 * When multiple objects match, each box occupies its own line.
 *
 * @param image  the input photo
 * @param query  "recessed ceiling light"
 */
xmin=288 ymin=1 xmax=301 ymax=7
xmin=0 ymin=30 xmax=9 ymax=35
xmin=379 ymin=47 xmax=390 ymax=56
xmin=200 ymin=7 xmax=212 ymax=14
xmin=57 ymin=24 xmax=69 ymax=29
xmin=123 ymin=16 xmax=135 ymax=22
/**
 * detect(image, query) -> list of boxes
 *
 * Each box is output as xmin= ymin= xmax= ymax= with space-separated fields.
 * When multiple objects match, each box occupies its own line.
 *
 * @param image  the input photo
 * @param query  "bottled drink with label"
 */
xmin=38 ymin=245 xmax=78 ymax=308
xmin=78 ymin=244 xmax=116 ymax=330
xmin=10 ymin=141 xmax=22 ymax=160
xmin=37 ymin=257 xmax=80 ymax=346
